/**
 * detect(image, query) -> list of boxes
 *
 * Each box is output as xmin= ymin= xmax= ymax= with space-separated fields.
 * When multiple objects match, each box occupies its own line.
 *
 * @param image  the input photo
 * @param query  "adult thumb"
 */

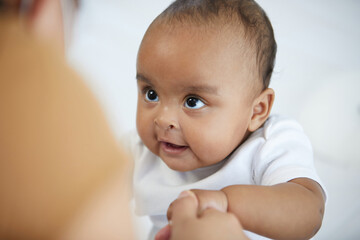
xmin=169 ymin=191 xmax=199 ymax=223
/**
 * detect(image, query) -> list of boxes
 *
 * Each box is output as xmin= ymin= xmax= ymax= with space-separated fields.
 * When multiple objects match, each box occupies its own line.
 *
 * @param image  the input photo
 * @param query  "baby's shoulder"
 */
xmin=260 ymin=114 xmax=305 ymax=140
xmin=244 ymin=114 xmax=311 ymax=153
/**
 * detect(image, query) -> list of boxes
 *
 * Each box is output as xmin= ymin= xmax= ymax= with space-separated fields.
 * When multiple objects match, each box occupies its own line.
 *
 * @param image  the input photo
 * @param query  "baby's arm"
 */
xmin=222 ymin=178 xmax=325 ymax=240
xmin=171 ymin=178 xmax=325 ymax=240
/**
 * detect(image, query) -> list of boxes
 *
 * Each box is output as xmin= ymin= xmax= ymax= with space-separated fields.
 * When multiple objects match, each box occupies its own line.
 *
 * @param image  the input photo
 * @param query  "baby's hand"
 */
xmin=167 ymin=189 xmax=228 ymax=220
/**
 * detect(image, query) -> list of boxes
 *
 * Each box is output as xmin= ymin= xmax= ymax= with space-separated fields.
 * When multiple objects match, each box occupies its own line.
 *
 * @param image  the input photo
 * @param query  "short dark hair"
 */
xmin=153 ymin=0 xmax=277 ymax=88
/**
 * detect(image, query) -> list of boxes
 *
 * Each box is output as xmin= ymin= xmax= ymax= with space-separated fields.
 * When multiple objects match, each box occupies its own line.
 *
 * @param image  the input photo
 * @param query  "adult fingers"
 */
xmin=155 ymin=224 xmax=171 ymax=240
xmin=190 ymin=189 xmax=228 ymax=214
xmin=200 ymin=208 xmax=250 ymax=240
xmin=201 ymin=208 xmax=237 ymax=223
xmin=167 ymin=190 xmax=198 ymax=223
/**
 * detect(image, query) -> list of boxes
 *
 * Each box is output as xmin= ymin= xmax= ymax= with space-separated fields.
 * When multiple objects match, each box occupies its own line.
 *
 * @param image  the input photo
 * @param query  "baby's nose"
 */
xmin=154 ymin=107 xmax=179 ymax=130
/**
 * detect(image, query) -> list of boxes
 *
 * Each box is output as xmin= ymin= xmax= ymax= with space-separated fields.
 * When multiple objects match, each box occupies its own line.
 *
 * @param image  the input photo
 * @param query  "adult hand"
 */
xmin=182 ymin=189 xmax=228 ymax=215
xmin=155 ymin=191 xmax=249 ymax=240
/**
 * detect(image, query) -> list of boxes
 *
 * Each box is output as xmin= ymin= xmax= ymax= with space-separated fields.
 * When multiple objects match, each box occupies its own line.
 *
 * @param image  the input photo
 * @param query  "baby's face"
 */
xmin=136 ymin=23 xmax=258 ymax=171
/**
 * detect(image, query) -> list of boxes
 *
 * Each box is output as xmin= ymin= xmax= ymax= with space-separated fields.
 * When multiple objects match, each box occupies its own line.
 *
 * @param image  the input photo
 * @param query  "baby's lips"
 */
xmin=165 ymin=142 xmax=187 ymax=148
xmin=157 ymin=136 xmax=187 ymax=147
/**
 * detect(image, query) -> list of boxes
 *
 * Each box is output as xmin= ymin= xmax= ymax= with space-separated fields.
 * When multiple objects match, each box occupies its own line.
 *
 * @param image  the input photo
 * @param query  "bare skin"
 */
xmin=2 ymin=0 xmax=66 ymax=48
xmin=0 ymin=15 xmax=134 ymax=239
xmin=164 ymin=178 xmax=325 ymax=240
xmin=156 ymin=191 xmax=249 ymax=240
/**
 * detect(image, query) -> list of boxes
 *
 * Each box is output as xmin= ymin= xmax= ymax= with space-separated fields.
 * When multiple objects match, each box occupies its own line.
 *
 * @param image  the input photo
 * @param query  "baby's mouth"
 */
xmin=160 ymin=141 xmax=188 ymax=154
xmin=166 ymin=142 xmax=186 ymax=148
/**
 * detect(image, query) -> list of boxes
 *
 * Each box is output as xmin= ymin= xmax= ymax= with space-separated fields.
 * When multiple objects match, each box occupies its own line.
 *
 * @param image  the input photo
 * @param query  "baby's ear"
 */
xmin=248 ymin=88 xmax=275 ymax=132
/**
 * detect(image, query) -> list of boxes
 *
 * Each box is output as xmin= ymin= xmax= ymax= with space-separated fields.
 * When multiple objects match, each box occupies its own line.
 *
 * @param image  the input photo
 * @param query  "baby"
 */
xmin=130 ymin=0 xmax=326 ymax=239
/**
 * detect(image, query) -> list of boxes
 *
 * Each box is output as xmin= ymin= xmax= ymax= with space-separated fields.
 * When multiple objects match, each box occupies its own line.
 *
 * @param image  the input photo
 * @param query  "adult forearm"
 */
xmin=221 ymin=179 xmax=324 ymax=240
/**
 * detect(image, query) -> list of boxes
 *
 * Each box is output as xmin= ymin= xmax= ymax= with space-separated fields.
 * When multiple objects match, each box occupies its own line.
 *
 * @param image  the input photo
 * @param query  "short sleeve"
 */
xmin=252 ymin=116 xmax=324 ymax=189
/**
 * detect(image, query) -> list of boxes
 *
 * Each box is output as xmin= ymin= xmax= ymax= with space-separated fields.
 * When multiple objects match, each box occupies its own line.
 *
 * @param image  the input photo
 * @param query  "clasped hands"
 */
xmin=155 ymin=189 xmax=249 ymax=240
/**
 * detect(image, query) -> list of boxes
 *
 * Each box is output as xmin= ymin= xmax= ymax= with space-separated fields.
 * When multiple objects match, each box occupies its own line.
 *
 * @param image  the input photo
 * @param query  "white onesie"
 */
xmin=129 ymin=115 xmax=325 ymax=240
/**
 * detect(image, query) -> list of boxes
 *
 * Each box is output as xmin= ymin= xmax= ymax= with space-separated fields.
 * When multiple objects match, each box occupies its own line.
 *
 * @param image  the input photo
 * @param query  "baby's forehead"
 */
xmin=148 ymin=19 xmax=255 ymax=58
xmin=154 ymin=14 xmax=246 ymax=38
xmin=141 ymin=21 xmax=261 ymax=91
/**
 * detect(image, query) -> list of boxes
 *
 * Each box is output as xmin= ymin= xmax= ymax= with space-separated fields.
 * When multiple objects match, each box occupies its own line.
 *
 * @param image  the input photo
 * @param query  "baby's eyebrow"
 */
xmin=183 ymin=85 xmax=218 ymax=95
xmin=136 ymin=73 xmax=152 ymax=85
xmin=136 ymin=73 xmax=218 ymax=95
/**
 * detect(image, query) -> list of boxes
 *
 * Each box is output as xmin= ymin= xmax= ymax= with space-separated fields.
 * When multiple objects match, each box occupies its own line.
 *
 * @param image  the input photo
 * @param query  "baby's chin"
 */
xmin=161 ymin=158 xmax=198 ymax=172
xmin=158 ymin=155 xmax=199 ymax=172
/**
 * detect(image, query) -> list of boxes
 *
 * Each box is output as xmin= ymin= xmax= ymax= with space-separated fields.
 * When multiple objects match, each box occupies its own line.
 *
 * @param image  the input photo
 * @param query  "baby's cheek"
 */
xmin=137 ymin=110 xmax=152 ymax=136
xmin=137 ymin=123 xmax=154 ymax=150
xmin=187 ymin=129 xmax=229 ymax=165
xmin=208 ymin=129 xmax=242 ymax=161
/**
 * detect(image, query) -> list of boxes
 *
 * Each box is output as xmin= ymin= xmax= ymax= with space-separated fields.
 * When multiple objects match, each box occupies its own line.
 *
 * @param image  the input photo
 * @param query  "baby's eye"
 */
xmin=145 ymin=89 xmax=159 ymax=102
xmin=184 ymin=97 xmax=205 ymax=109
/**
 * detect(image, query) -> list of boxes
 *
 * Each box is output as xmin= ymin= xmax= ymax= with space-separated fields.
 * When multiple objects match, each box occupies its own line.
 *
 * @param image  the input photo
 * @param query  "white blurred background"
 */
xmin=65 ymin=1 xmax=360 ymax=239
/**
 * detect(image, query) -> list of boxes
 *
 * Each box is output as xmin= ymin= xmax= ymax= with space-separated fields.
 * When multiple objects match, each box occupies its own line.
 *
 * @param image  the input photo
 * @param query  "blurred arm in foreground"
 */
xmin=0 ymin=11 xmax=134 ymax=240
